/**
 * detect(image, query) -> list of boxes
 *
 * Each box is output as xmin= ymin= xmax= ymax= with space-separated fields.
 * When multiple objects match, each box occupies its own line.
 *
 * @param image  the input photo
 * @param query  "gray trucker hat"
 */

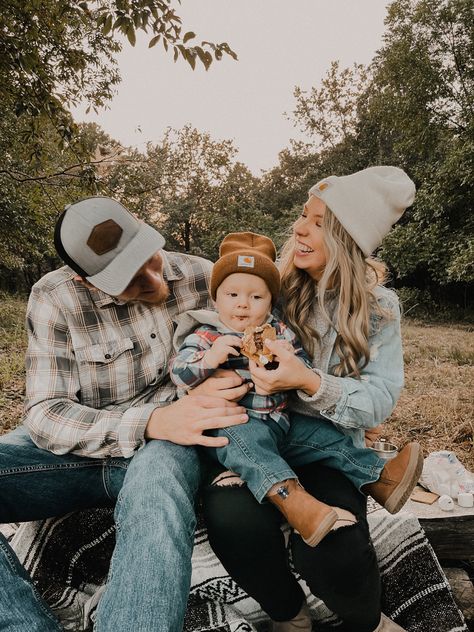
xmin=54 ymin=197 xmax=165 ymax=295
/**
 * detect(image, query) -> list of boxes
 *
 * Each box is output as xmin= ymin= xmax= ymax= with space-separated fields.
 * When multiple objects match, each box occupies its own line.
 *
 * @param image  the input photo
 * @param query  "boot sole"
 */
xmin=302 ymin=509 xmax=338 ymax=547
xmin=384 ymin=444 xmax=424 ymax=514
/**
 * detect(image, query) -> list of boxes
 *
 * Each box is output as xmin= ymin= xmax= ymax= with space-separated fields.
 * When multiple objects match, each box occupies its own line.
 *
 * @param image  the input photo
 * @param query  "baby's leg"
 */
xmin=284 ymin=413 xmax=423 ymax=513
xmin=206 ymin=416 xmax=296 ymax=502
xmin=283 ymin=412 xmax=386 ymax=490
xmin=208 ymin=417 xmax=338 ymax=546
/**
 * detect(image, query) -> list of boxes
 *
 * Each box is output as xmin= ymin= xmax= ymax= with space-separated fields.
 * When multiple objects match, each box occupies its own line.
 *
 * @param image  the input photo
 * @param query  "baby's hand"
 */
xmin=204 ymin=335 xmax=242 ymax=369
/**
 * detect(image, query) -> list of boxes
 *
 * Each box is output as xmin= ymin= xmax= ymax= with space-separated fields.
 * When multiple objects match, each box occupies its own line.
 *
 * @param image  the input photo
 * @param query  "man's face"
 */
xmin=115 ymin=252 xmax=170 ymax=305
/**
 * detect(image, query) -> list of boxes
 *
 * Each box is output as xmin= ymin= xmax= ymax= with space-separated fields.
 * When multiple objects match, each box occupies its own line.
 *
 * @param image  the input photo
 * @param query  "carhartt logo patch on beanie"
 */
xmin=210 ymin=232 xmax=281 ymax=304
xmin=309 ymin=166 xmax=416 ymax=256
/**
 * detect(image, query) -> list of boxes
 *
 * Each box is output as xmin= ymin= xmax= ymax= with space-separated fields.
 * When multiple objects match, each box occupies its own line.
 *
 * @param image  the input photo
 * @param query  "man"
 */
xmin=0 ymin=197 xmax=249 ymax=631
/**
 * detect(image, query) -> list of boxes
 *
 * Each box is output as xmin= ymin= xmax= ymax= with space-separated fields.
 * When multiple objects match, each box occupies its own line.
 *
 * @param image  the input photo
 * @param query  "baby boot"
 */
xmin=268 ymin=479 xmax=337 ymax=547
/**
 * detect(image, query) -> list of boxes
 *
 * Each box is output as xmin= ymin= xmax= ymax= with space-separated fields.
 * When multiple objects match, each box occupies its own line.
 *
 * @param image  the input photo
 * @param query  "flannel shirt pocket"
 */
xmin=75 ymin=338 xmax=137 ymax=406
xmin=76 ymin=339 xmax=135 ymax=364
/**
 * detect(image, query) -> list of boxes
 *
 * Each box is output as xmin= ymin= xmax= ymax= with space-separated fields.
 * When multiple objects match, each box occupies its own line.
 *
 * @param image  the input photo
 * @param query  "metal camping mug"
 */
xmin=369 ymin=438 xmax=398 ymax=460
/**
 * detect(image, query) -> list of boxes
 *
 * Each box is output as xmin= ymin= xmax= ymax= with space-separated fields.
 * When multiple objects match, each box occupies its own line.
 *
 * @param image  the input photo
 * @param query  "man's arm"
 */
xmin=24 ymin=286 xmax=247 ymax=458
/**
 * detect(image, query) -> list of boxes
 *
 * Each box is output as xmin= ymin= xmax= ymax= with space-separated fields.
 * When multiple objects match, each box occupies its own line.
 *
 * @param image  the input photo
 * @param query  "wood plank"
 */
xmin=418 ymin=515 xmax=474 ymax=561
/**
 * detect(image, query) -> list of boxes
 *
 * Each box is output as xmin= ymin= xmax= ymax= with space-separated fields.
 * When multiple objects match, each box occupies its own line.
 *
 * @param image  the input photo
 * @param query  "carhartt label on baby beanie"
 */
xmin=237 ymin=255 xmax=255 ymax=268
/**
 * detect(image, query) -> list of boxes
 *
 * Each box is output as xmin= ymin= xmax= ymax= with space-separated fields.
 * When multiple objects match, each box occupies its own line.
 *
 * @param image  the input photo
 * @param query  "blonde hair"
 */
xmin=279 ymin=207 xmax=389 ymax=377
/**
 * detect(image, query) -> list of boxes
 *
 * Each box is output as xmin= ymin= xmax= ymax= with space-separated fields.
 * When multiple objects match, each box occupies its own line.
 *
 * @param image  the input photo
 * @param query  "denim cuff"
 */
xmin=296 ymin=369 xmax=342 ymax=412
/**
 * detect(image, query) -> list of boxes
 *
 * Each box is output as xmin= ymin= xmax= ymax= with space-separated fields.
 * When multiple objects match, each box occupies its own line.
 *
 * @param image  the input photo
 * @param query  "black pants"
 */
xmin=202 ymin=461 xmax=382 ymax=632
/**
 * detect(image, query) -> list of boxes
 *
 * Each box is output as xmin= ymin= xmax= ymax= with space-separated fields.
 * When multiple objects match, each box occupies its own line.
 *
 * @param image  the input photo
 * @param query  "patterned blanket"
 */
xmin=4 ymin=504 xmax=468 ymax=632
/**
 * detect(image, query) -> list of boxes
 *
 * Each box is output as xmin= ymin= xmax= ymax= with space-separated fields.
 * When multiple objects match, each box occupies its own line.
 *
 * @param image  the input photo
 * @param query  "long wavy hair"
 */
xmin=279 ymin=206 xmax=390 ymax=378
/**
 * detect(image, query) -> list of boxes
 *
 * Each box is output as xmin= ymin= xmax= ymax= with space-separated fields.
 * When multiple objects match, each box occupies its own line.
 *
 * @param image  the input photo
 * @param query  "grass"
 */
xmin=0 ymin=295 xmax=473 ymax=470
xmin=0 ymin=294 xmax=27 ymax=434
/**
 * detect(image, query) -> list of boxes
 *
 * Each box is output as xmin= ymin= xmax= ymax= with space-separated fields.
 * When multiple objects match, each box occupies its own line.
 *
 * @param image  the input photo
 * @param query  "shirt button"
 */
xmin=150 ymin=333 xmax=156 ymax=339
xmin=104 ymin=353 xmax=111 ymax=359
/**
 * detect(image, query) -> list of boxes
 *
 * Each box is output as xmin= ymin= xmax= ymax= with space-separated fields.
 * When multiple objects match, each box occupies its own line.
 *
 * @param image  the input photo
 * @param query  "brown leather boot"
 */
xmin=363 ymin=442 xmax=423 ymax=514
xmin=268 ymin=479 xmax=337 ymax=547
xmin=271 ymin=601 xmax=312 ymax=632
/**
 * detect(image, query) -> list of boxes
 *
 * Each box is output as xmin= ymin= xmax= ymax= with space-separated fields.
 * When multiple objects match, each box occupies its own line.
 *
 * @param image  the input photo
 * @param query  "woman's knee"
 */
xmin=293 ymin=519 xmax=378 ymax=592
xmin=203 ymin=484 xmax=281 ymax=542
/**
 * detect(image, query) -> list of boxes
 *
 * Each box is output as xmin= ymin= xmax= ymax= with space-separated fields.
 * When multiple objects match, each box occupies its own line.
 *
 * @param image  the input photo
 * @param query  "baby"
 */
xmin=171 ymin=232 xmax=422 ymax=546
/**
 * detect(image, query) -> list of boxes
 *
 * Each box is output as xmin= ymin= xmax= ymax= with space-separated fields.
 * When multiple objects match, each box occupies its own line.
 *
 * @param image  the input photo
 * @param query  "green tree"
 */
xmin=287 ymin=0 xmax=473 ymax=298
xmin=101 ymin=125 xmax=265 ymax=260
xmin=1 ymin=0 xmax=237 ymax=150
xmin=0 ymin=115 xmax=104 ymax=290
xmin=368 ymin=0 xmax=474 ymax=289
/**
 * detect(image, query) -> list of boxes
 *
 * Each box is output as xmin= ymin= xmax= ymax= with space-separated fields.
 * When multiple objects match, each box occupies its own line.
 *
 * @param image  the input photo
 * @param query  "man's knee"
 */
xmin=117 ymin=442 xmax=200 ymax=528
xmin=128 ymin=440 xmax=201 ymax=486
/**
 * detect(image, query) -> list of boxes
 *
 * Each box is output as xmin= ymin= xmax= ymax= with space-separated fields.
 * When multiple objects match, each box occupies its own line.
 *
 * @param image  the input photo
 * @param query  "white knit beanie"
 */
xmin=308 ymin=166 xmax=416 ymax=256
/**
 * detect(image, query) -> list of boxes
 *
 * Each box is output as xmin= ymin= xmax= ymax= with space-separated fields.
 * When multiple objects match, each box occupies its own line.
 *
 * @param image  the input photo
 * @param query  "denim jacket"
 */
xmin=289 ymin=286 xmax=404 ymax=448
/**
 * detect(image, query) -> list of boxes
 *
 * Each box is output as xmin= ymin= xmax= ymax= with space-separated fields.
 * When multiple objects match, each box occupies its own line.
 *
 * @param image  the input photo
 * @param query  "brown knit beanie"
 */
xmin=210 ymin=232 xmax=281 ymax=305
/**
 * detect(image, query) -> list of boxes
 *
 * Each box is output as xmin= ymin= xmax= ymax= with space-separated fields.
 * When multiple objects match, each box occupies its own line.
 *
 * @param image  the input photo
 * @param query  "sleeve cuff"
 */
xmin=297 ymin=369 xmax=342 ymax=413
xmin=118 ymin=403 xmax=158 ymax=458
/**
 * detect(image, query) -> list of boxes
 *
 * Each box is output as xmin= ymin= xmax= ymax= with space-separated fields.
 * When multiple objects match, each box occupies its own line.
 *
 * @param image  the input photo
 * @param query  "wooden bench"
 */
xmin=405 ymin=492 xmax=474 ymax=561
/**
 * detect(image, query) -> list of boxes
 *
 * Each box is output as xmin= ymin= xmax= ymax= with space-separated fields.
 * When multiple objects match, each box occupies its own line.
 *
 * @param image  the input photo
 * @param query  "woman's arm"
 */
xmin=250 ymin=293 xmax=404 ymax=430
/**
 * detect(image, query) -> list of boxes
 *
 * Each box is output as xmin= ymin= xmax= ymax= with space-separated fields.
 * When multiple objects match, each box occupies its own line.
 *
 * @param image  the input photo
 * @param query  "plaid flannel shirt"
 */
xmin=23 ymin=251 xmax=213 ymax=458
xmin=170 ymin=316 xmax=311 ymax=432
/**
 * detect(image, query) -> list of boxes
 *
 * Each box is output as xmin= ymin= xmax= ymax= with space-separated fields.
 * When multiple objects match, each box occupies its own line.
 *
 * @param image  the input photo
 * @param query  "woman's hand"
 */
xmin=249 ymin=339 xmax=320 ymax=396
xmin=364 ymin=425 xmax=385 ymax=447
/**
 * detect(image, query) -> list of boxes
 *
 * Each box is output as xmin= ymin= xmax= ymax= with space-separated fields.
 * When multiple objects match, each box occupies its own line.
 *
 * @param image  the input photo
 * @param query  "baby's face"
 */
xmin=214 ymin=273 xmax=272 ymax=332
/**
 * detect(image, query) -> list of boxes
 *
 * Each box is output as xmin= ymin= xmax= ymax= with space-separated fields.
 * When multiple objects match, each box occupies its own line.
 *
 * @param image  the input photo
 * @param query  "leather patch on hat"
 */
xmin=87 ymin=219 xmax=123 ymax=255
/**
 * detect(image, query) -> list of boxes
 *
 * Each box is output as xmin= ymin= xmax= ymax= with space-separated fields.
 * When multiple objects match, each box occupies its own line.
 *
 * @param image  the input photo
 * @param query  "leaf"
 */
xmin=149 ymin=35 xmax=161 ymax=48
xmin=183 ymin=31 xmax=195 ymax=44
xmin=133 ymin=13 xmax=141 ymax=29
xmin=186 ymin=50 xmax=196 ymax=70
xmin=196 ymin=47 xmax=212 ymax=70
xmin=127 ymin=26 xmax=136 ymax=46
xmin=103 ymin=14 xmax=113 ymax=35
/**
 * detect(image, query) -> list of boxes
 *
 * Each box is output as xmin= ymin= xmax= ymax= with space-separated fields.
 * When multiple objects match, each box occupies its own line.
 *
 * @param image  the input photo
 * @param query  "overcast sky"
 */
xmin=72 ymin=0 xmax=391 ymax=174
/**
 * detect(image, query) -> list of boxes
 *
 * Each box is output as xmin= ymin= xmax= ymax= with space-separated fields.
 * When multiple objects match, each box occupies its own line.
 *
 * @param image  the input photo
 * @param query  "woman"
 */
xmin=201 ymin=166 xmax=416 ymax=632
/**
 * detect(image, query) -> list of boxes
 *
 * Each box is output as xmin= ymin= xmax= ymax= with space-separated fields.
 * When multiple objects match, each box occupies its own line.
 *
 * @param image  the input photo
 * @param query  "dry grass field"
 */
xmin=1 ymin=294 xmax=473 ymax=470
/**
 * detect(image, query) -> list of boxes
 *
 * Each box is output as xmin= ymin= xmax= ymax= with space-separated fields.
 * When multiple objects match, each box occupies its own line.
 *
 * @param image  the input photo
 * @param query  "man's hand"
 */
xmin=203 ymin=335 xmax=242 ymax=369
xmin=189 ymin=368 xmax=252 ymax=402
xmin=145 ymin=395 xmax=248 ymax=447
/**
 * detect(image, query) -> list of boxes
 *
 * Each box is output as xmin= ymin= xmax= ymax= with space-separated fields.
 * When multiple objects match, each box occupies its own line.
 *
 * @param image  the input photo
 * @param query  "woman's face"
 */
xmin=293 ymin=195 xmax=328 ymax=280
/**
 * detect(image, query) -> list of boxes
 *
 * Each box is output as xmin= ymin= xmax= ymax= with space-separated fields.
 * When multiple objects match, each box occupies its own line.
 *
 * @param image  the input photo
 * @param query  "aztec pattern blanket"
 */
xmin=3 ymin=504 xmax=468 ymax=632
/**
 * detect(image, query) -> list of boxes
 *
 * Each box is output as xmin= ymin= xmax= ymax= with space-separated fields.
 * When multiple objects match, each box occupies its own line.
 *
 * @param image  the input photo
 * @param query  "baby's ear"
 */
xmin=74 ymin=276 xmax=98 ymax=291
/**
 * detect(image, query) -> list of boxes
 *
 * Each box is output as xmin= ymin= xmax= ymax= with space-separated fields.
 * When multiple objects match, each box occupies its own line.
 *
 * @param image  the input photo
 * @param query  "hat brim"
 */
xmin=86 ymin=222 xmax=165 ymax=296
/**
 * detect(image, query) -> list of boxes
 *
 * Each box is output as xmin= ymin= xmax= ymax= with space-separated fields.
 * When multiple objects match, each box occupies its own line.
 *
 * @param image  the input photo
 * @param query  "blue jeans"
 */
xmin=0 ymin=426 xmax=201 ymax=632
xmin=208 ymin=412 xmax=386 ymax=502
